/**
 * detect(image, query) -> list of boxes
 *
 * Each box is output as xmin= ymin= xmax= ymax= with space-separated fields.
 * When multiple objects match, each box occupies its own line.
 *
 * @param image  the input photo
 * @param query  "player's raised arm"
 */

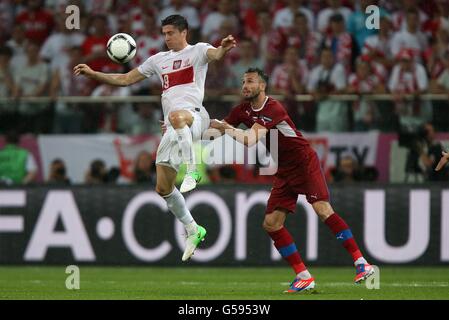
xmin=206 ymin=35 xmax=237 ymax=61
xmin=73 ymin=64 xmax=146 ymax=87
xmin=210 ymin=119 xmax=267 ymax=147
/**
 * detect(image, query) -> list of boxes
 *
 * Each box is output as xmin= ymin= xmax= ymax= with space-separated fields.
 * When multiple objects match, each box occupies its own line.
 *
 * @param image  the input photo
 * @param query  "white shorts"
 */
xmin=156 ymin=106 xmax=210 ymax=172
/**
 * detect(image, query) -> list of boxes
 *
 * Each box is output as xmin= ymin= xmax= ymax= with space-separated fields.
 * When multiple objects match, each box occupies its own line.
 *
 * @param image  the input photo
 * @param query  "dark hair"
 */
xmin=51 ymin=158 xmax=65 ymax=165
xmin=406 ymin=8 xmax=419 ymax=16
xmin=329 ymin=13 xmax=344 ymax=23
xmin=245 ymin=67 xmax=269 ymax=86
xmin=161 ymin=14 xmax=189 ymax=32
xmin=320 ymin=46 xmax=333 ymax=55
xmin=90 ymin=159 xmax=106 ymax=179
xmin=0 ymin=46 xmax=13 ymax=58
xmin=294 ymin=12 xmax=308 ymax=21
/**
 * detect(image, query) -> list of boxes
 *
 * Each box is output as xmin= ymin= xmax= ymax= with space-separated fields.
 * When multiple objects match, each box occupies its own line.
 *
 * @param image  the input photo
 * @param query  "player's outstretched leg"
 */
xmin=263 ymin=210 xmax=315 ymax=293
xmin=156 ymin=164 xmax=206 ymax=261
xmin=168 ymin=110 xmax=201 ymax=193
xmin=313 ymin=201 xmax=375 ymax=283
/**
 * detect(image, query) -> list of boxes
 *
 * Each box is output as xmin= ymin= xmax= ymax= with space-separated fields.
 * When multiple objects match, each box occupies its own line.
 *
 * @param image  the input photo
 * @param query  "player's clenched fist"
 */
xmin=435 ymin=151 xmax=449 ymax=171
xmin=73 ymin=64 xmax=94 ymax=77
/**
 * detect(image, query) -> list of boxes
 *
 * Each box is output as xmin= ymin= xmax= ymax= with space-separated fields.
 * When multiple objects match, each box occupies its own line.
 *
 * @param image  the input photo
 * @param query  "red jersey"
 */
xmin=224 ymin=97 xmax=311 ymax=176
xmin=16 ymin=9 xmax=54 ymax=44
xmin=82 ymin=35 xmax=114 ymax=72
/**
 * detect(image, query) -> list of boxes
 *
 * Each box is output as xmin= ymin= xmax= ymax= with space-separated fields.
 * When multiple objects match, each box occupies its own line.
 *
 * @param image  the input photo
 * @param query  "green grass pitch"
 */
xmin=0 ymin=266 xmax=448 ymax=300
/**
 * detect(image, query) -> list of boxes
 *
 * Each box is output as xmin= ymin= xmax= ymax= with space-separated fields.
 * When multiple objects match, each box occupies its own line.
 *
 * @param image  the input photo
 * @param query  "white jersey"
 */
xmin=137 ymin=42 xmax=215 ymax=119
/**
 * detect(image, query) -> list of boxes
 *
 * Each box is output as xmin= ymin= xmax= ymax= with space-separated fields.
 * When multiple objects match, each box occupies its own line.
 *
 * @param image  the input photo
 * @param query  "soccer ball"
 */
xmin=107 ymin=33 xmax=137 ymax=64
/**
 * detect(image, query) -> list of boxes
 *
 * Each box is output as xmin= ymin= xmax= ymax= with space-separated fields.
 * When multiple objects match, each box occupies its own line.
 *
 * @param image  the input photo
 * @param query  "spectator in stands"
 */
xmin=272 ymin=0 xmax=315 ymax=32
xmin=0 ymin=0 xmax=15 ymax=43
xmin=418 ymin=122 xmax=449 ymax=181
xmin=359 ymin=52 xmax=389 ymax=84
xmin=90 ymin=78 xmax=132 ymax=133
xmin=85 ymin=159 xmax=108 ymax=184
xmin=15 ymin=0 xmax=54 ymax=45
xmin=130 ymin=15 xmax=165 ymax=95
xmin=39 ymin=15 xmax=86 ymax=68
xmin=132 ymin=150 xmax=155 ymax=184
xmin=287 ymin=12 xmax=323 ymax=67
xmin=270 ymin=46 xmax=308 ymax=97
xmin=362 ymin=14 xmax=394 ymax=70
xmin=0 ymin=46 xmax=14 ymax=100
xmin=205 ymin=58 xmax=233 ymax=96
xmin=50 ymin=46 xmax=91 ymax=133
xmin=390 ymin=8 xmax=428 ymax=62
xmin=429 ymin=49 xmax=449 ymax=131
xmin=12 ymin=41 xmax=51 ymax=133
xmin=269 ymin=45 xmax=309 ymax=128
xmin=240 ymin=0 xmax=270 ymax=40
xmin=317 ymin=0 xmax=352 ymax=33
xmin=422 ymin=0 xmax=449 ymax=38
xmin=330 ymin=155 xmax=358 ymax=183
xmin=331 ymin=154 xmax=379 ymax=182
xmin=0 ymin=130 xmax=37 ymax=185
xmin=388 ymin=48 xmax=430 ymax=131
xmin=0 ymin=46 xmax=15 ymax=131
xmin=159 ymin=0 xmax=201 ymax=42
xmin=133 ymin=15 xmax=165 ymax=68
xmin=201 ymin=0 xmax=239 ymax=42
xmin=307 ymin=47 xmax=348 ymax=132
xmin=424 ymin=29 xmax=449 ymax=82
xmin=347 ymin=0 xmax=381 ymax=52
xmin=128 ymin=102 xmax=163 ymax=135
xmin=117 ymin=0 xmax=157 ymax=38
xmin=47 ymin=158 xmax=70 ymax=185
xmin=228 ymin=38 xmax=264 ymax=91
xmin=5 ymin=25 xmax=28 ymax=72
xmin=81 ymin=14 xmax=113 ymax=73
xmin=208 ymin=18 xmax=239 ymax=60
xmin=252 ymin=11 xmax=286 ymax=74
xmin=323 ymin=13 xmax=354 ymax=74
xmin=347 ymin=56 xmax=386 ymax=131
xmin=430 ymin=50 xmax=449 ymax=93
xmin=391 ymin=0 xmax=428 ymax=31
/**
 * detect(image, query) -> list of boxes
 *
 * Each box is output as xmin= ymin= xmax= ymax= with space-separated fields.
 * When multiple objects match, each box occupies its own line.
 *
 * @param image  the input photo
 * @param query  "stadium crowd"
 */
xmin=1 ymin=0 xmax=449 ymax=184
xmin=1 ymin=0 xmax=449 ymax=133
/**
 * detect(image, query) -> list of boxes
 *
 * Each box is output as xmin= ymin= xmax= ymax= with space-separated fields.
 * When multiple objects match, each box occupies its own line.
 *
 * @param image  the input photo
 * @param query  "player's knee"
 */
xmin=155 ymin=184 xmax=172 ymax=197
xmin=168 ymin=112 xmax=186 ymax=129
xmin=262 ymin=216 xmax=284 ymax=233
xmin=312 ymin=201 xmax=334 ymax=221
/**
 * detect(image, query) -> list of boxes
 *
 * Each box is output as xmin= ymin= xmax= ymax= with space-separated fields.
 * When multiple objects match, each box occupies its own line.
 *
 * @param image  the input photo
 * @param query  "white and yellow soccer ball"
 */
xmin=106 ymin=33 xmax=137 ymax=64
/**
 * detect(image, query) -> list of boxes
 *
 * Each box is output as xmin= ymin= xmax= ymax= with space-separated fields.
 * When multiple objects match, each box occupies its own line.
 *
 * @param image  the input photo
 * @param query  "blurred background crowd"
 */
xmin=0 ymin=0 xmax=449 ymax=185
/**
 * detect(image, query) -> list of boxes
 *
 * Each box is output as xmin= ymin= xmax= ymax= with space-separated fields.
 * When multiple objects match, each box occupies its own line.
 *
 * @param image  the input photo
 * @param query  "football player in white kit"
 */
xmin=74 ymin=15 xmax=236 ymax=261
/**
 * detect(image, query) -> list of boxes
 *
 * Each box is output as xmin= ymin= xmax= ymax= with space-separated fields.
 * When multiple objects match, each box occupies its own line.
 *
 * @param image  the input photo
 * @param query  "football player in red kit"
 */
xmin=210 ymin=68 xmax=375 ymax=293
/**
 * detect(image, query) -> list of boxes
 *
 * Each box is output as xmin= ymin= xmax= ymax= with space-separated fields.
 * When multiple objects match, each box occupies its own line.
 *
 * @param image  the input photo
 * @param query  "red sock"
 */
xmin=268 ymin=227 xmax=307 ymax=274
xmin=325 ymin=213 xmax=363 ymax=262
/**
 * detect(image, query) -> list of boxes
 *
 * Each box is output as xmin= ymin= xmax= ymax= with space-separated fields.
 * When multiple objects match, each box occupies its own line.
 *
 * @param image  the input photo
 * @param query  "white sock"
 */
xmin=163 ymin=187 xmax=196 ymax=227
xmin=354 ymin=257 xmax=368 ymax=266
xmin=176 ymin=125 xmax=196 ymax=173
xmin=296 ymin=270 xmax=312 ymax=280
